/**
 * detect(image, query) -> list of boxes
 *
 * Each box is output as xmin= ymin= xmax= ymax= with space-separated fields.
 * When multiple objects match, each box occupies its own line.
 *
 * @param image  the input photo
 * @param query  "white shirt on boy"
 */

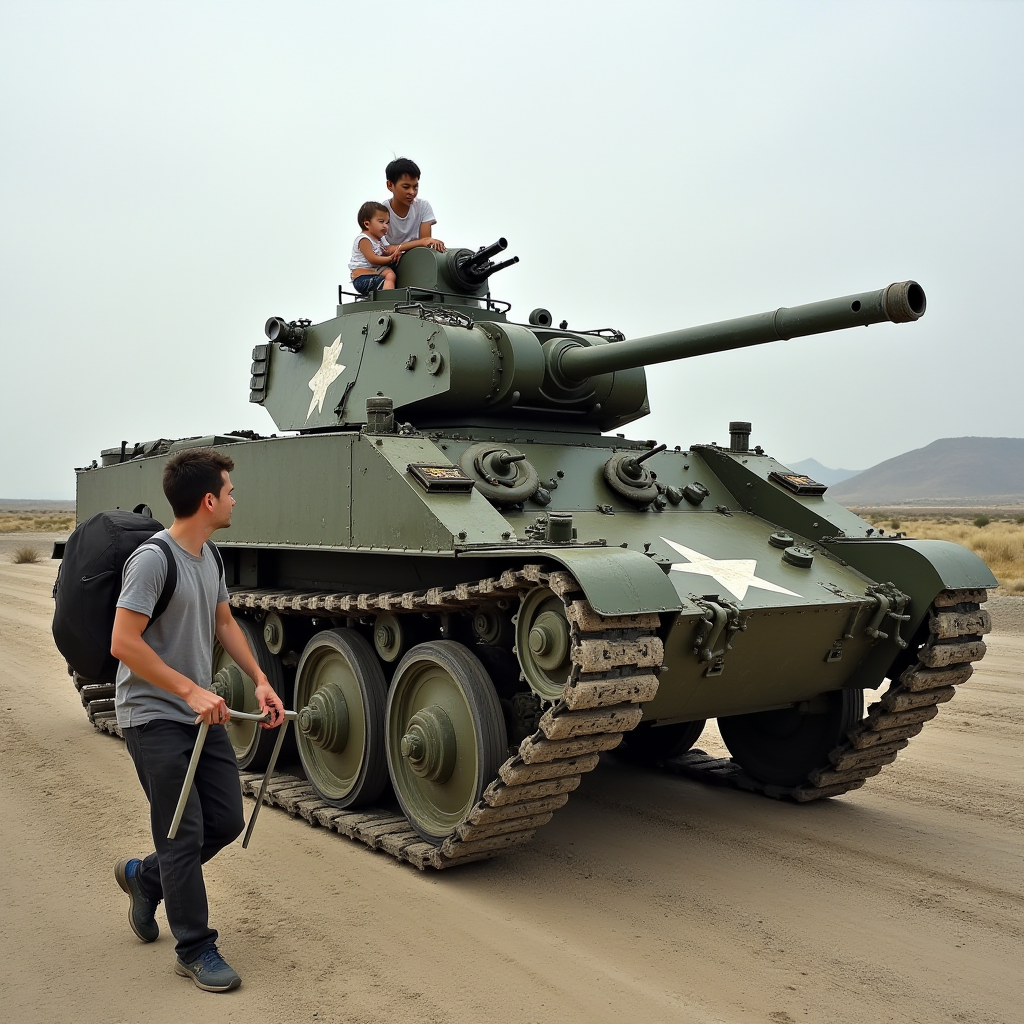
xmin=385 ymin=197 xmax=436 ymax=246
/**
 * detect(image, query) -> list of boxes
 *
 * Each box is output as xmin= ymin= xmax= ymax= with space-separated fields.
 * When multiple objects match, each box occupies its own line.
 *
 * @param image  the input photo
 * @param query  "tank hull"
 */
xmin=74 ymin=429 xmax=995 ymax=731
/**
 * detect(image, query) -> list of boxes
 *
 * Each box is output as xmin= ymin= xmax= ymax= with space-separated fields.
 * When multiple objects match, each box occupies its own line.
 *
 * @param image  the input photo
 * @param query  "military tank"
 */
xmin=64 ymin=238 xmax=996 ymax=869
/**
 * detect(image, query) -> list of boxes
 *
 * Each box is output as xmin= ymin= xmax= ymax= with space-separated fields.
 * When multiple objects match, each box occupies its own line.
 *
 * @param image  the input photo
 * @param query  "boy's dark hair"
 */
xmin=357 ymin=200 xmax=389 ymax=229
xmin=385 ymin=157 xmax=420 ymax=184
xmin=162 ymin=449 xmax=235 ymax=519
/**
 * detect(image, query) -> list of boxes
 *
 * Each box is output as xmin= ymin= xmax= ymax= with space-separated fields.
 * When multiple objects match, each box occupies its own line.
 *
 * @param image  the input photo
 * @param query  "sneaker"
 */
xmin=174 ymin=947 xmax=242 ymax=992
xmin=114 ymin=858 xmax=159 ymax=943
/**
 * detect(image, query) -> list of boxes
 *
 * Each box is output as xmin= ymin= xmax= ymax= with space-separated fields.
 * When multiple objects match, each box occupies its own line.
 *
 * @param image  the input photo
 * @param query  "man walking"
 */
xmin=110 ymin=448 xmax=284 ymax=992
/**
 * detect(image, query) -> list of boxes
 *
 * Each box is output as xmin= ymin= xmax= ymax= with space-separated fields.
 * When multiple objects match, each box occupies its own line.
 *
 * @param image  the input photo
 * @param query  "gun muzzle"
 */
xmin=486 ymin=256 xmax=520 ymax=276
xmin=467 ymin=237 xmax=508 ymax=267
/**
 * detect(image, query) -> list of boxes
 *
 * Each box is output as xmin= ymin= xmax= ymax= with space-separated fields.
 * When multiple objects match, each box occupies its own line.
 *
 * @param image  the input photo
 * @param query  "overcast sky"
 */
xmin=2 ymin=0 xmax=1021 ymax=498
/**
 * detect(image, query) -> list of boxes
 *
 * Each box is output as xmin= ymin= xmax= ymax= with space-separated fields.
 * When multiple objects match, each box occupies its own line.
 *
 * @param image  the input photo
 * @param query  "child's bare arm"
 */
xmin=358 ymin=237 xmax=397 ymax=266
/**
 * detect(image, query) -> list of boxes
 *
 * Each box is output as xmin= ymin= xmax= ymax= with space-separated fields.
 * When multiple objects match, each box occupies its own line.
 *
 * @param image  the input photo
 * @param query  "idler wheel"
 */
xmin=718 ymin=689 xmax=864 ymax=787
xmin=618 ymin=719 xmax=707 ymax=766
xmin=459 ymin=442 xmax=540 ymax=505
xmin=386 ymin=640 xmax=507 ymax=843
xmin=294 ymin=628 xmax=388 ymax=807
xmin=211 ymin=615 xmax=286 ymax=771
xmin=515 ymin=588 xmax=572 ymax=702
xmin=603 ymin=449 xmax=662 ymax=505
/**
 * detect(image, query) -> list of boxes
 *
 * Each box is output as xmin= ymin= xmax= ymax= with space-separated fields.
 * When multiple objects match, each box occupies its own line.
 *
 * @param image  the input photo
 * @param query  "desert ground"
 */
xmin=1 ymin=536 xmax=1021 ymax=1024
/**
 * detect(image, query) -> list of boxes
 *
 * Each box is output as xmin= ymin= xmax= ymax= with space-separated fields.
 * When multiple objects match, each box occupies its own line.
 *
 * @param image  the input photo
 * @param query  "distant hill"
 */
xmin=829 ymin=437 xmax=1024 ymax=506
xmin=787 ymin=458 xmax=862 ymax=487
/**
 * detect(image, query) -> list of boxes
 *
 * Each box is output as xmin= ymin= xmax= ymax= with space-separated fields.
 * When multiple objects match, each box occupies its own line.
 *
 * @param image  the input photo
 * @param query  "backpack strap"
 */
xmin=147 ymin=537 xmax=178 ymax=626
xmin=204 ymin=540 xmax=225 ymax=583
xmin=142 ymin=538 xmax=223 ymax=627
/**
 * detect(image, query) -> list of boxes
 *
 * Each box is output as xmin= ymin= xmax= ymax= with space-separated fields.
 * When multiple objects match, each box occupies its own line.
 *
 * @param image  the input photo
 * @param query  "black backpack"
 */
xmin=52 ymin=507 xmax=223 ymax=683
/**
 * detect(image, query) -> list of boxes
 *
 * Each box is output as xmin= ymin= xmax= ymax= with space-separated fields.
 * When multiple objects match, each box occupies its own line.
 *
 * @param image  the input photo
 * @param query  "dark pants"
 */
xmin=123 ymin=720 xmax=244 ymax=962
xmin=352 ymin=273 xmax=386 ymax=294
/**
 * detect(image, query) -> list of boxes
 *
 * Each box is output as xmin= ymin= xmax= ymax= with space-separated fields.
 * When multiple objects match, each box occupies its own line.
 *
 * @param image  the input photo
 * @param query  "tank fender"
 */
xmin=530 ymin=546 xmax=686 ymax=617
xmin=825 ymin=538 xmax=996 ymax=694
xmin=826 ymin=538 xmax=997 ymax=621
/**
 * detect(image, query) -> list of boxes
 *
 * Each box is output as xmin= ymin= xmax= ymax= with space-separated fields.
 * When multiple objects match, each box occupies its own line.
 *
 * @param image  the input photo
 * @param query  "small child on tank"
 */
xmin=348 ymin=201 xmax=399 ymax=294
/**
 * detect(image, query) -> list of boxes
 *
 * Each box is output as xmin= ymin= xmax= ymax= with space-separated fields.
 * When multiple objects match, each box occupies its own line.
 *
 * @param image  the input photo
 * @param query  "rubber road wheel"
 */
xmin=386 ymin=640 xmax=507 ymax=843
xmin=294 ymin=629 xmax=389 ymax=808
xmin=618 ymin=719 xmax=707 ymax=766
xmin=212 ymin=616 xmax=285 ymax=771
xmin=718 ymin=689 xmax=864 ymax=787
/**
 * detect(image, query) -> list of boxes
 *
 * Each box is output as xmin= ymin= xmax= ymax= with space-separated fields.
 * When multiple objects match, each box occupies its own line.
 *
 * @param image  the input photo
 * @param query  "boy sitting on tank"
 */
xmin=383 ymin=157 xmax=446 ymax=254
xmin=349 ymin=201 xmax=400 ymax=294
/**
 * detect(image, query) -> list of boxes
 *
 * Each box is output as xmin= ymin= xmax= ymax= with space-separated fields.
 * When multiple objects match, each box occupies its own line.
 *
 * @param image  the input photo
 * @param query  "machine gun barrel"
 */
xmin=467 ymin=237 xmax=509 ymax=266
xmin=485 ymin=255 xmax=520 ymax=277
xmin=449 ymin=238 xmax=519 ymax=290
xmin=556 ymin=281 xmax=926 ymax=382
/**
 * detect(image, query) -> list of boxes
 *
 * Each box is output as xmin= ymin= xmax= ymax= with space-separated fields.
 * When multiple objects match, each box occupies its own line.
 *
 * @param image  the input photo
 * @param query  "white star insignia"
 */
xmin=306 ymin=335 xmax=346 ymax=420
xmin=660 ymin=537 xmax=800 ymax=602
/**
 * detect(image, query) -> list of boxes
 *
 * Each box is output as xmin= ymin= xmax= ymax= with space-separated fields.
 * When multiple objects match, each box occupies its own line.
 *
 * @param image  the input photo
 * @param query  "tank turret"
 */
xmin=253 ymin=245 xmax=926 ymax=433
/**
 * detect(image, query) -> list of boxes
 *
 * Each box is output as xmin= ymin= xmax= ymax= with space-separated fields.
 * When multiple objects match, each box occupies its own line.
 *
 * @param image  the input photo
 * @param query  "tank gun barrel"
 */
xmin=556 ymin=281 xmax=926 ymax=382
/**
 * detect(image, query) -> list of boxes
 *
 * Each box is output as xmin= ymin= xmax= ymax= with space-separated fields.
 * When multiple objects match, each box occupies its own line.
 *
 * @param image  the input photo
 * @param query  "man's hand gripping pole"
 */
xmin=167 ymin=709 xmax=298 ymax=847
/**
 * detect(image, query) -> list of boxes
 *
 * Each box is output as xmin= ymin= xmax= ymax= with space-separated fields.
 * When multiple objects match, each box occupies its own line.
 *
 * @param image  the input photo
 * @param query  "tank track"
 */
xmin=661 ymin=588 xmax=991 ymax=801
xmin=82 ymin=564 xmax=663 ymax=869
xmin=78 ymin=584 xmax=989 ymax=865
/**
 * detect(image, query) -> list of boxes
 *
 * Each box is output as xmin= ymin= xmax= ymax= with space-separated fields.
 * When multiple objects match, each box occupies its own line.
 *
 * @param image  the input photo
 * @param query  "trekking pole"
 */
xmin=242 ymin=709 xmax=298 ymax=849
xmin=167 ymin=709 xmax=297 ymax=844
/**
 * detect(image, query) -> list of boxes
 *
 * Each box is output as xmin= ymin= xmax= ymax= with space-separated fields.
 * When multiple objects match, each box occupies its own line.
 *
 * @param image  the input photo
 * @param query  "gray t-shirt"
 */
xmin=115 ymin=530 xmax=228 ymax=728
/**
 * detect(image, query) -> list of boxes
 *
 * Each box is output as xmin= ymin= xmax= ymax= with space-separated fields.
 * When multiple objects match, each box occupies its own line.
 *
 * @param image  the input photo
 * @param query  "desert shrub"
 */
xmin=12 ymin=546 xmax=40 ymax=564
xmin=889 ymin=519 xmax=901 ymax=529
xmin=0 ymin=512 xmax=75 ymax=534
xmin=974 ymin=515 xmax=991 ymax=528
xmin=1016 ymin=515 xmax=1024 ymax=525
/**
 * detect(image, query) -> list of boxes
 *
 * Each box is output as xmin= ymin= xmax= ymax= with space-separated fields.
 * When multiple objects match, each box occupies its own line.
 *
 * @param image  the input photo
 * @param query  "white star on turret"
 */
xmin=306 ymin=335 xmax=346 ymax=419
xmin=660 ymin=537 xmax=800 ymax=602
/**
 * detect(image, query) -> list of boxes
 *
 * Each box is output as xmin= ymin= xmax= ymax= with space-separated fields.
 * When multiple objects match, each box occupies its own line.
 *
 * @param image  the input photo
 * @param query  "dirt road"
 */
xmin=1 ymin=552 xmax=1020 ymax=1024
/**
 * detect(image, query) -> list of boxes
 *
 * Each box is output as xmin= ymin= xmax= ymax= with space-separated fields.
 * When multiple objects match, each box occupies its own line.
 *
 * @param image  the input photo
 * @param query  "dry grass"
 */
xmin=0 ymin=512 xmax=75 ymax=534
xmin=12 ymin=546 xmax=40 ymax=564
xmin=862 ymin=512 xmax=1024 ymax=592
